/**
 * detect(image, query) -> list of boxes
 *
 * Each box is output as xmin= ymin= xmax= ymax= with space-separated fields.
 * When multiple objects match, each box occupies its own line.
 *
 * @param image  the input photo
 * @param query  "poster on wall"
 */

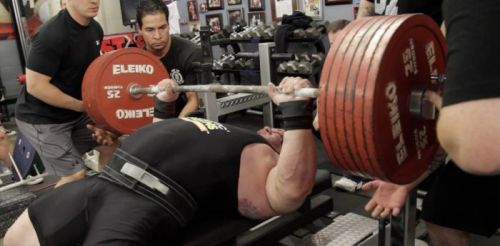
xmin=166 ymin=1 xmax=180 ymax=34
xmin=271 ymin=0 xmax=297 ymax=21
xmin=187 ymin=0 xmax=199 ymax=21
xmin=248 ymin=11 xmax=265 ymax=26
xmin=228 ymin=9 xmax=244 ymax=26
xmin=304 ymin=0 xmax=322 ymax=19
xmin=228 ymin=0 xmax=242 ymax=5
xmin=248 ymin=0 xmax=264 ymax=11
xmin=325 ymin=0 xmax=352 ymax=5
xmin=206 ymin=13 xmax=223 ymax=32
xmin=199 ymin=1 xmax=208 ymax=13
xmin=189 ymin=21 xmax=201 ymax=32
xmin=207 ymin=0 xmax=224 ymax=10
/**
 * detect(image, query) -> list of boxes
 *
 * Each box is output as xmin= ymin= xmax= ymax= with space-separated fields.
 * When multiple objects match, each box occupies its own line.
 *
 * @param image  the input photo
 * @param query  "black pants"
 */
xmin=422 ymin=161 xmax=500 ymax=237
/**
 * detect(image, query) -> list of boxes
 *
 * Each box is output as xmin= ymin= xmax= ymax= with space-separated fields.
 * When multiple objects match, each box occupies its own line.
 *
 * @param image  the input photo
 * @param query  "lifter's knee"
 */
xmin=425 ymin=221 xmax=470 ymax=246
xmin=4 ymin=210 xmax=40 ymax=246
xmin=55 ymin=169 xmax=86 ymax=188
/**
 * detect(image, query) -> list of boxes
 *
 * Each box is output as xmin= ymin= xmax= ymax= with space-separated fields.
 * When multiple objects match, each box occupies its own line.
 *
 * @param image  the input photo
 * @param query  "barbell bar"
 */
xmin=129 ymin=83 xmax=320 ymax=98
xmin=128 ymin=79 xmax=442 ymax=120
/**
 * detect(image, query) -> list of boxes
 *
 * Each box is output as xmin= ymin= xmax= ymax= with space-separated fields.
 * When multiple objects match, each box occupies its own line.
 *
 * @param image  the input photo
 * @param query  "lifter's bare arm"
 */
xmin=25 ymin=69 xmax=84 ymax=112
xmin=264 ymin=77 xmax=317 ymax=214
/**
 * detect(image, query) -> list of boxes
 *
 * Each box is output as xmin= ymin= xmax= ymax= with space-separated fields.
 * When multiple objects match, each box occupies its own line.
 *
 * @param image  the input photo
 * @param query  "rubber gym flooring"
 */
xmin=0 ymin=111 xmax=499 ymax=245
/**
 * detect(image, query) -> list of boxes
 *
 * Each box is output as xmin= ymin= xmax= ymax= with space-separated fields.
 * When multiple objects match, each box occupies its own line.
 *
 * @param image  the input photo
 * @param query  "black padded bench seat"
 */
xmin=180 ymin=169 xmax=333 ymax=246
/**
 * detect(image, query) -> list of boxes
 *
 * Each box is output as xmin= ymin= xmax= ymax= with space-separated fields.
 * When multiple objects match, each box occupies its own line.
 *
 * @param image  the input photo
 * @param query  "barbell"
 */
xmin=128 ymin=83 xmax=319 ymax=98
xmin=82 ymin=14 xmax=446 ymax=184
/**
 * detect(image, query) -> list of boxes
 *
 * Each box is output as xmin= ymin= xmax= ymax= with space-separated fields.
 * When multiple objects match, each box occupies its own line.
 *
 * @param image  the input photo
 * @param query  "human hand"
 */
xmin=268 ymin=77 xmax=312 ymax=105
xmin=424 ymin=90 xmax=442 ymax=111
xmin=156 ymin=79 xmax=180 ymax=102
xmin=87 ymin=124 xmax=119 ymax=146
xmin=313 ymin=114 xmax=319 ymax=131
xmin=362 ymin=180 xmax=409 ymax=218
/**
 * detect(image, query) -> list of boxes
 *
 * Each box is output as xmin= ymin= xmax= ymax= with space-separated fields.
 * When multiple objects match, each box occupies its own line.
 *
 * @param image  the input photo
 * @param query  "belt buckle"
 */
xmin=120 ymin=162 xmax=170 ymax=195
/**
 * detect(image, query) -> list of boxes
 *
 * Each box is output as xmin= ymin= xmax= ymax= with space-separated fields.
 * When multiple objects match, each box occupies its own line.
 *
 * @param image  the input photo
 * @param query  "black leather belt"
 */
xmin=100 ymin=148 xmax=197 ymax=227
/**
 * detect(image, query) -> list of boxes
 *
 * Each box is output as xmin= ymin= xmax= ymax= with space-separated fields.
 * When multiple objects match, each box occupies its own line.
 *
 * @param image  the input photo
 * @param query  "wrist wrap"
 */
xmin=154 ymin=99 xmax=176 ymax=119
xmin=278 ymin=100 xmax=313 ymax=131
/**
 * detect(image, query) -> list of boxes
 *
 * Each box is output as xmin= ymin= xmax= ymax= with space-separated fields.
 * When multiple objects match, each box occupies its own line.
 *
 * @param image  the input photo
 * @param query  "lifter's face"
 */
xmin=139 ymin=13 xmax=171 ymax=56
xmin=257 ymin=127 xmax=285 ymax=153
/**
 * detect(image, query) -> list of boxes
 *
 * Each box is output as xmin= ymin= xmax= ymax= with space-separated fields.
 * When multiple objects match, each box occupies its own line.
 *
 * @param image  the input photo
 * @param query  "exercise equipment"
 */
xmin=305 ymin=27 xmax=322 ymax=39
xmin=81 ymin=14 xmax=446 ymax=184
xmin=297 ymin=61 xmax=313 ymax=74
xmin=293 ymin=28 xmax=307 ymax=39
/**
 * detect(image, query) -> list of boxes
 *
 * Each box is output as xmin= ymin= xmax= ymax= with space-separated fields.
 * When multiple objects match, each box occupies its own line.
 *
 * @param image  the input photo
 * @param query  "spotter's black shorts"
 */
xmin=421 ymin=161 xmax=500 ymax=237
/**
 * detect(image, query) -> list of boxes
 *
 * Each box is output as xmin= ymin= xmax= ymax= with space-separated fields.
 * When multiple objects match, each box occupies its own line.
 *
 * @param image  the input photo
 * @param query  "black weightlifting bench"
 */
xmin=180 ymin=169 xmax=333 ymax=246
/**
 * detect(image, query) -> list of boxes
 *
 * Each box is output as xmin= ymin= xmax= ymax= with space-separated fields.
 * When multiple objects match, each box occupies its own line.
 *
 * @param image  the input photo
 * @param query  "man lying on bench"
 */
xmin=4 ymin=76 xmax=318 ymax=246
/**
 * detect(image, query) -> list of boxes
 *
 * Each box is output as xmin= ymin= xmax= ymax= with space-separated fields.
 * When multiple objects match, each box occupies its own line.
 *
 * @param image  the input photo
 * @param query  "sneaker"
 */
xmin=26 ymin=175 xmax=44 ymax=185
xmin=333 ymin=177 xmax=363 ymax=193
xmin=83 ymin=150 xmax=100 ymax=172
xmin=0 ymin=127 xmax=16 ymax=136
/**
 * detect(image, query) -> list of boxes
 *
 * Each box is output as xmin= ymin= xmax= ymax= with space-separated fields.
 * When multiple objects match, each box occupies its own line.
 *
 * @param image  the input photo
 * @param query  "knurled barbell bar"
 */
xmin=128 ymin=83 xmax=320 ymax=98
xmin=82 ymin=14 xmax=446 ymax=185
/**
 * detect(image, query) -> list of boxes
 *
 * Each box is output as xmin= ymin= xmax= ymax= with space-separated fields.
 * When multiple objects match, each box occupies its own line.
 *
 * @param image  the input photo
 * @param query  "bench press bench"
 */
xmin=180 ymin=169 xmax=333 ymax=246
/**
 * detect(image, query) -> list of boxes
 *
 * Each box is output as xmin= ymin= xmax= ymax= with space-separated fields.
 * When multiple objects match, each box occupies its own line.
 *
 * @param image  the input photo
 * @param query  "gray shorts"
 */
xmin=16 ymin=115 xmax=99 ymax=176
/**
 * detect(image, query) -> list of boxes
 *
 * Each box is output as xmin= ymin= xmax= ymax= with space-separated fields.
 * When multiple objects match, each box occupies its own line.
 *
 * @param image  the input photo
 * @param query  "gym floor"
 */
xmin=0 ymin=112 xmax=499 ymax=246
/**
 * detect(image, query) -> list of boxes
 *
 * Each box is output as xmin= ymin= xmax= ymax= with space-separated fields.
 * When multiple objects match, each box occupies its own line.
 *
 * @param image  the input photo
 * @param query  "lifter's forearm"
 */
xmin=266 ymin=130 xmax=317 ymax=213
xmin=26 ymin=69 xmax=83 ymax=112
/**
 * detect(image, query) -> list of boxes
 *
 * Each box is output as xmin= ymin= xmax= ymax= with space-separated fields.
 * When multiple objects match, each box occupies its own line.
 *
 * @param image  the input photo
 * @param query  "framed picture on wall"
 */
xmin=207 ymin=0 xmax=224 ymax=10
xmin=189 ymin=21 xmax=201 ymax=33
xmin=228 ymin=0 xmax=242 ymax=5
xmin=271 ymin=0 xmax=298 ymax=21
xmin=248 ymin=0 xmax=264 ymax=11
xmin=228 ymin=9 xmax=245 ymax=26
xmin=248 ymin=11 xmax=265 ymax=26
xmin=206 ymin=13 xmax=223 ymax=32
xmin=325 ymin=0 xmax=352 ymax=5
xmin=199 ymin=1 xmax=208 ymax=13
xmin=187 ymin=0 xmax=199 ymax=21
xmin=304 ymin=0 xmax=322 ymax=19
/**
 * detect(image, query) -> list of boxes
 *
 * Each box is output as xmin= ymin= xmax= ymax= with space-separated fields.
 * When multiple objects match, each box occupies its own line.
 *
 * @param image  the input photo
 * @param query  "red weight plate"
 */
xmin=363 ymin=14 xmax=446 ymax=184
xmin=82 ymin=48 xmax=169 ymax=134
xmin=342 ymin=16 xmax=397 ymax=179
xmin=319 ymin=18 xmax=368 ymax=174
xmin=356 ymin=15 xmax=409 ymax=182
xmin=351 ymin=15 xmax=403 ymax=180
xmin=333 ymin=17 xmax=379 ymax=176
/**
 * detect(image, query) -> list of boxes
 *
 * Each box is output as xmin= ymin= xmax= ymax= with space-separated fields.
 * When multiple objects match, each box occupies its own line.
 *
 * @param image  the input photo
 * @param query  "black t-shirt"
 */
xmin=442 ymin=0 xmax=500 ymax=106
xmin=118 ymin=117 xmax=268 ymax=217
xmin=16 ymin=9 xmax=103 ymax=124
xmin=367 ymin=0 xmax=443 ymax=24
xmin=160 ymin=36 xmax=202 ymax=115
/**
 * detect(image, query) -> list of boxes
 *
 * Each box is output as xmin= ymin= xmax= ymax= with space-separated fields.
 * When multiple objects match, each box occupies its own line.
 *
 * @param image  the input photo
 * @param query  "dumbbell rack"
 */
xmin=274 ymin=37 xmax=328 ymax=87
xmin=203 ymin=43 xmax=276 ymax=127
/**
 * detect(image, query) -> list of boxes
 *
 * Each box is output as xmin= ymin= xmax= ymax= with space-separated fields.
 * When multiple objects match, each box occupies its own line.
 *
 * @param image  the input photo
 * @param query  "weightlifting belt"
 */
xmin=100 ymin=148 xmax=197 ymax=227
